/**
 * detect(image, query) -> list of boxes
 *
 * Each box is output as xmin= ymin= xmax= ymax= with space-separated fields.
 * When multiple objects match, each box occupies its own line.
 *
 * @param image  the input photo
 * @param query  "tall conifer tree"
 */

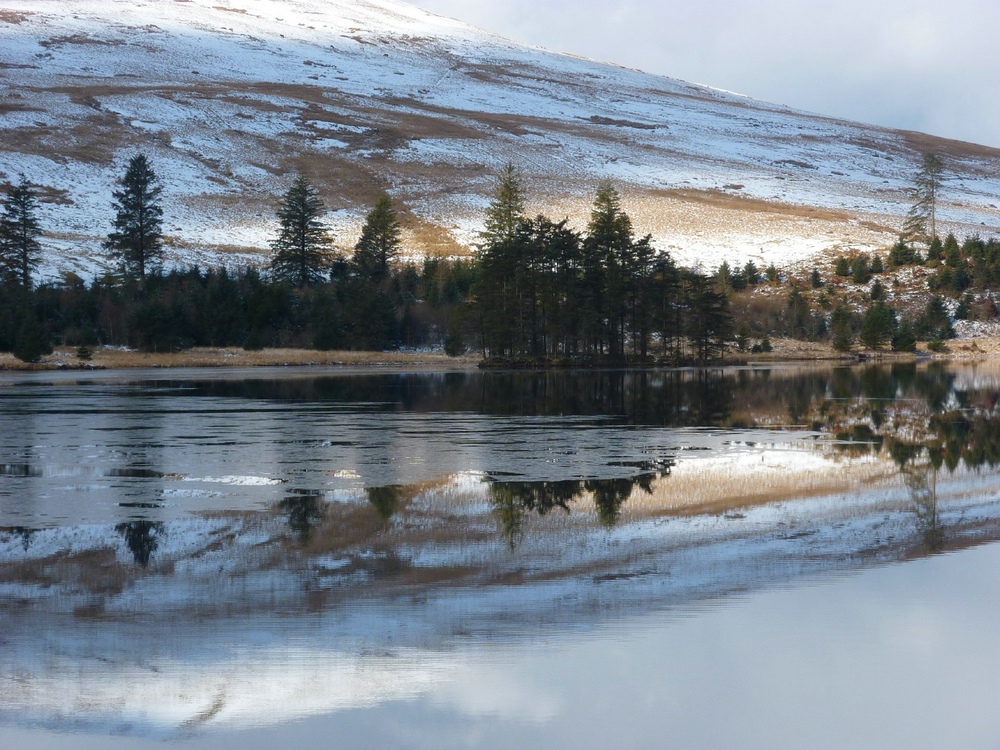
xmin=0 ymin=176 xmax=43 ymax=288
xmin=104 ymin=153 xmax=164 ymax=282
xmin=270 ymin=176 xmax=334 ymax=287
xmin=353 ymin=193 xmax=401 ymax=282
xmin=902 ymin=152 xmax=944 ymax=245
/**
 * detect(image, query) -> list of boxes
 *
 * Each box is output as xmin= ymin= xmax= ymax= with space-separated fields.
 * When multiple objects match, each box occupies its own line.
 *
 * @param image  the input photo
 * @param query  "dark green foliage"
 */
xmin=810 ymin=268 xmax=823 ymax=288
xmin=955 ymin=294 xmax=971 ymax=320
xmin=765 ymin=263 xmax=779 ymax=283
xmin=481 ymin=162 xmax=525 ymax=246
xmin=870 ymin=279 xmax=885 ymax=302
xmin=830 ymin=306 xmax=858 ymax=352
xmin=683 ymin=271 xmax=732 ymax=362
xmin=13 ymin=314 xmax=51 ymax=363
xmin=337 ymin=278 xmax=398 ymax=350
xmin=716 ymin=261 xmax=732 ymax=290
xmin=927 ymin=236 xmax=944 ymax=264
xmin=870 ymin=254 xmax=884 ymax=274
xmin=859 ymin=303 xmax=897 ymax=350
xmin=352 ymin=193 xmax=402 ymax=282
xmin=475 ymin=176 xmax=731 ymax=363
xmin=918 ymin=296 xmax=955 ymax=340
xmin=103 ymin=154 xmax=164 ymax=282
xmin=0 ymin=261 xmax=472 ymax=356
xmin=888 ymin=240 xmax=923 ymax=267
xmin=0 ymin=177 xmax=43 ymax=288
xmin=851 ymin=254 xmax=871 ymax=284
xmin=835 ymin=256 xmax=850 ymax=277
xmin=269 ymin=176 xmax=335 ymax=287
xmin=927 ymin=339 xmax=949 ymax=353
xmin=891 ymin=320 xmax=917 ymax=352
xmin=943 ymin=234 xmax=960 ymax=266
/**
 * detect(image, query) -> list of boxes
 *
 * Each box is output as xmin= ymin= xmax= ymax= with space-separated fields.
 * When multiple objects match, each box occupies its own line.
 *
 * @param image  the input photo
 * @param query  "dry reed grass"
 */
xmin=0 ymin=347 xmax=479 ymax=371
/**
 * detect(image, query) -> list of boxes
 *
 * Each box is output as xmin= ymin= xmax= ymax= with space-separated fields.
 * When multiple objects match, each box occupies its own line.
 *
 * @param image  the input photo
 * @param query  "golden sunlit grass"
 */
xmin=0 ymin=347 xmax=479 ymax=371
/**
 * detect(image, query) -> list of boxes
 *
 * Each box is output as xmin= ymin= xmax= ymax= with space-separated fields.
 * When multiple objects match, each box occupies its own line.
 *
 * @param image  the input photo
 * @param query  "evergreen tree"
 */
xmin=851 ymin=254 xmax=871 ymax=284
xmin=892 ymin=320 xmax=917 ymax=352
xmin=0 ymin=177 xmax=43 ymax=288
xmin=270 ymin=176 xmax=335 ymax=287
xmin=901 ymin=152 xmax=944 ymax=245
xmin=13 ymin=314 xmax=51 ymax=363
xmin=830 ymin=306 xmax=856 ymax=352
xmin=584 ymin=181 xmax=633 ymax=357
xmin=353 ymin=193 xmax=402 ymax=282
xmin=481 ymin=162 xmax=526 ymax=247
xmin=476 ymin=164 xmax=528 ymax=356
xmin=860 ymin=302 xmax=897 ymax=351
xmin=103 ymin=153 xmax=164 ymax=282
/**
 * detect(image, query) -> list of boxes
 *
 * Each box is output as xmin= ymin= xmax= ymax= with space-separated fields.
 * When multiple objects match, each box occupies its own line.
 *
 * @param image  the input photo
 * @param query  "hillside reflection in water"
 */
xmin=3 ymin=363 xmax=1000 ymax=748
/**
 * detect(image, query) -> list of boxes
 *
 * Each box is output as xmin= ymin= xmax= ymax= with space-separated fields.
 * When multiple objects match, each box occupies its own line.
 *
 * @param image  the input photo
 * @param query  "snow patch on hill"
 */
xmin=3 ymin=0 xmax=1000 ymax=280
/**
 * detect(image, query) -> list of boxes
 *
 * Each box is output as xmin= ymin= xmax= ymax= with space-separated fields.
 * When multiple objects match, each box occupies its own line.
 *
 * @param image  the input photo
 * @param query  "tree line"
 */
xmin=4 ymin=149 xmax=988 ymax=363
xmin=0 ymin=157 xmax=734 ymax=364
xmin=473 ymin=167 xmax=731 ymax=364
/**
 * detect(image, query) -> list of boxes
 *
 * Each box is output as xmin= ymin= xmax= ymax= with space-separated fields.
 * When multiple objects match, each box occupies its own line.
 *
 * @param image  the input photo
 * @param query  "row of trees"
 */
xmin=1 ymin=158 xmax=735 ymax=363
xmin=1 ymin=154 xmax=407 ymax=291
xmin=0 ymin=149 xmax=978 ymax=362
xmin=474 ymin=167 xmax=731 ymax=363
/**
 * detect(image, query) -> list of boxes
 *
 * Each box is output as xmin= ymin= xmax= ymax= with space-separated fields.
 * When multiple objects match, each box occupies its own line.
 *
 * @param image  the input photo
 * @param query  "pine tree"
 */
xmin=901 ymin=152 xmax=944 ymax=245
xmin=481 ymin=162 xmax=525 ymax=247
xmin=104 ymin=153 xmax=164 ymax=282
xmin=353 ymin=193 xmax=401 ymax=282
xmin=584 ymin=181 xmax=633 ymax=357
xmin=476 ymin=164 xmax=528 ymax=356
xmin=0 ymin=177 xmax=43 ymax=288
xmin=270 ymin=176 xmax=335 ymax=287
xmin=860 ymin=302 xmax=897 ymax=351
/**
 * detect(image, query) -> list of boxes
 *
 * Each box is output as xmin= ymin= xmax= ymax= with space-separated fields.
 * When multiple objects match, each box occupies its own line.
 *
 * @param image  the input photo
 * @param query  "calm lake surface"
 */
xmin=2 ymin=363 xmax=1000 ymax=748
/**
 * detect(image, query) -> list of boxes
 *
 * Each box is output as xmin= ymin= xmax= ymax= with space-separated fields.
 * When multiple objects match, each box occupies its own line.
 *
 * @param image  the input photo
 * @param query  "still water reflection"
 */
xmin=2 ymin=363 xmax=1000 ymax=748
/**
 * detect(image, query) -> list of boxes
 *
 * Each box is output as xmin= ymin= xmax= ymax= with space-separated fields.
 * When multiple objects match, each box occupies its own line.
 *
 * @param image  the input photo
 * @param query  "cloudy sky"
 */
xmin=410 ymin=0 xmax=1000 ymax=148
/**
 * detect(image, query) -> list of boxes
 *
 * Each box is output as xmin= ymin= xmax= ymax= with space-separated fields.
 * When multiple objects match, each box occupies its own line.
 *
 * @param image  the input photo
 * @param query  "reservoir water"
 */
xmin=2 ymin=363 xmax=999 ymax=748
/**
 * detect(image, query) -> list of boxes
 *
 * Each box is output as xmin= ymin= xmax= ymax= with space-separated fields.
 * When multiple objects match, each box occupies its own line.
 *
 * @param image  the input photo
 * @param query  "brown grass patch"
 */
xmin=404 ymin=215 xmax=471 ymax=258
xmin=898 ymin=129 xmax=1000 ymax=167
xmin=0 ymin=347 xmax=478 ymax=371
xmin=39 ymin=35 xmax=126 ymax=48
xmin=0 ymin=10 xmax=31 ymax=23
xmin=651 ymin=187 xmax=857 ymax=224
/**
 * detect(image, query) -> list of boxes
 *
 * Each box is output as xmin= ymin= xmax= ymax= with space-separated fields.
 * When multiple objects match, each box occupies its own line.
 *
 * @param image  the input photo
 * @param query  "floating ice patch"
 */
xmin=162 ymin=488 xmax=226 ymax=499
xmin=184 ymin=475 xmax=285 ymax=486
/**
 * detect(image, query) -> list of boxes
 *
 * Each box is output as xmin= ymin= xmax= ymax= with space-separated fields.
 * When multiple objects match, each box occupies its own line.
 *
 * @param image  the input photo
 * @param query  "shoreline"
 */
xmin=1 ymin=336 xmax=998 ymax=372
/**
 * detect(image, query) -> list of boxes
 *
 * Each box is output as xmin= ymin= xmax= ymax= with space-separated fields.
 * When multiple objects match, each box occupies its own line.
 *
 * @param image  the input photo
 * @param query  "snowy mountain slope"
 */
xmin=3 ymin=0 xmax=1000 ymax=280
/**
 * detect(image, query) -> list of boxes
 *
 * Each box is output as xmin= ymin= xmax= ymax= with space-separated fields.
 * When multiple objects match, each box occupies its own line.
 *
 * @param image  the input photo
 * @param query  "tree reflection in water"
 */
xmin=366 ymin=485 xmax=404 ymax=522
xmin=116 ymin=521 xmax=163 ymax=567
xmin=489 ymin=464 xmax=671 ymax=549
xmin=279 ymin=491 xmax=326 ymax=543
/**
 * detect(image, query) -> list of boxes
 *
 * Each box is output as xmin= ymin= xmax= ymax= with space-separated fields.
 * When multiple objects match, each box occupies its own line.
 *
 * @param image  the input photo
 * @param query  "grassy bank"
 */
xmin=0 ymin=347 xmax=480 ymax=371
xmin=1 ymin=336 xmax=996 ymax=372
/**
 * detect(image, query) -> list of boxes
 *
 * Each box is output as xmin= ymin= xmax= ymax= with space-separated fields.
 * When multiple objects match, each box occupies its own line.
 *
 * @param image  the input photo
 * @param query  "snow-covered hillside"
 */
xmin=3 ymin=0 xmax=1000 ymax=280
